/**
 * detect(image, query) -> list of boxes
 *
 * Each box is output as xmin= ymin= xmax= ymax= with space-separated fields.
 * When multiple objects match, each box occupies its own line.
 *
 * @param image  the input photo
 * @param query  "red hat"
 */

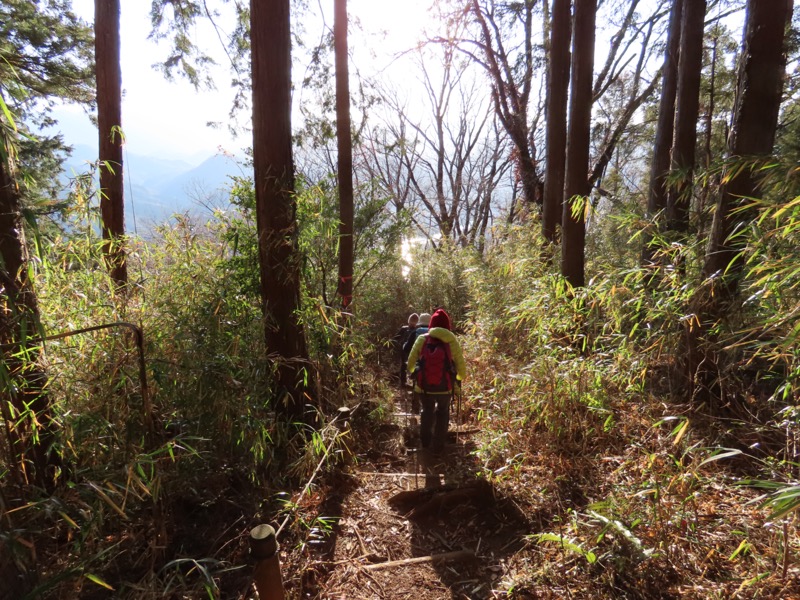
xmin=429 ymin=308 xmax=451 ymax=330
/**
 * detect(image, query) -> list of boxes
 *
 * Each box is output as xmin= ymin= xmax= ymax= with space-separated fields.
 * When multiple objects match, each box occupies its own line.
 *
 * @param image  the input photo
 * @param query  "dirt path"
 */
xmin=271 ymin=375 xmax=800 ymax=600
xmin=309 ymin=387 xmax=531 ymax=599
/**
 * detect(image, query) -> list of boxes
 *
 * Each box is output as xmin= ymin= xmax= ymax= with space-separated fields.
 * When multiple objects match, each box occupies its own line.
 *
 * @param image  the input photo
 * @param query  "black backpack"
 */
xmin=403 ymin=326 xmax=427 ymax=354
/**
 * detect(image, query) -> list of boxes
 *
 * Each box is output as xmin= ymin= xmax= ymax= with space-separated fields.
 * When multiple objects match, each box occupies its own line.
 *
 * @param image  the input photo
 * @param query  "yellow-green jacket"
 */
xmin=407 ymin=327 xmax=466 ymax=394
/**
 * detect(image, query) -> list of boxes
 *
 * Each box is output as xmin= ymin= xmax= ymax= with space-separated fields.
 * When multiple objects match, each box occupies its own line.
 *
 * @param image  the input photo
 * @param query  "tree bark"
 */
xmin=561 ymin=0 xmax=596 ymax=288
xmin=542 ymin=0 xmax=571 ymax=244
xmin=686 ymin=0 xmax=793 ymax=407
xmin=704 ymin=0 xmax=793 ymax=297
xmin=251 ymin=0 xmax=311 ymax=420
xmin=95 ymin=0 xmax=127 ymax=288
xmin=642 ymin=0 xmax=682 ymax=266
xmin=334 ymin=0 xmax=354 ymax=311
xmin=666 ymin=0 xmax=706 ymax=235
xmin=647 ymin=0 xmax=684 ymax=225
xmin=0 ymin=133 xmax=59 ymax=490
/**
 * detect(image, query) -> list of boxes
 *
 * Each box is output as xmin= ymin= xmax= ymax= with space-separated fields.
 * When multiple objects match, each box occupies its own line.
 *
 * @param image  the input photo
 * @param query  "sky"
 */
xmin=51 ymin=0 xmax=747 ymax=167
xmin=51 ymin=0 xmax=435 ymax=165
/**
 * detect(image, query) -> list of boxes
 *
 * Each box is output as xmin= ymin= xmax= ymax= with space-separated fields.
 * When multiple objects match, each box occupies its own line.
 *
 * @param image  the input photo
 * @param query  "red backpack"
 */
xmin=415 ymin=335 xmax=454 ymax=393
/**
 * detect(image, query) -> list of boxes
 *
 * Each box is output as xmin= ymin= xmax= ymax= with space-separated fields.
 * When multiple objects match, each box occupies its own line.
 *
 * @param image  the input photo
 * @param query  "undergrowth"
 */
xmin=0 ymin=174 xmax=399 ymax=598
xmin=456 ymin=199 xmax=800 ymax=597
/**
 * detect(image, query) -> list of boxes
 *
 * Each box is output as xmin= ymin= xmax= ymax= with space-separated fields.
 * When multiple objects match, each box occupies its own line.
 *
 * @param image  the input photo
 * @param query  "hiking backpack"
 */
xmin=415 ymin=335 xmax=454 ymax=393
xmin=403 ymin=326 xmax=426 ymax=354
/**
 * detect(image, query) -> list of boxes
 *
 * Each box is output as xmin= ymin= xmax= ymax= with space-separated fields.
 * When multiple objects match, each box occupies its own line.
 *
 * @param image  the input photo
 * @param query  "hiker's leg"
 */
xmin=420 ymin=394 xmax=435 ymax=448
xmin=399 ymin=358 xmax=406 ymax=387
xmin=432 ymin=394 xmax=451 ymax=452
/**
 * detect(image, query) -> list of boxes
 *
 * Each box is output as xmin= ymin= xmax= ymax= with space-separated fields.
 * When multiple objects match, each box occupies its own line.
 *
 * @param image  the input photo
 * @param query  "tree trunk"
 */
xmin=666 ymin=0 xmax=706 ymax=235
xmin=641 ymin=0 xmax=683 ymax=266
xmin=561 ymin=0 xmax=596 ymax=288
xmin=251 ymin=0 xmax=311 ymax=420
xmin=687 ymin=0 xmax=793 ymax=407
xmin=542 ymin=0 xmax=571 ymax=244
xmin=0 ymin=133 xmax=59 ymax=490
xmin=704 ymin=0 xmax=793 ymax=297
xmin=334 ymin=0 xmax=354 ymax=311
xmin=95 ymin=0 xmax=127 ymax=288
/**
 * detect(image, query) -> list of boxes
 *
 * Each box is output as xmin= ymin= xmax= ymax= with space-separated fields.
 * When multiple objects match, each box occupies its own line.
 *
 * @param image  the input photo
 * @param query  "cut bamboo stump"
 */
xmin=250 ymin=524 xmax=285 ymax=599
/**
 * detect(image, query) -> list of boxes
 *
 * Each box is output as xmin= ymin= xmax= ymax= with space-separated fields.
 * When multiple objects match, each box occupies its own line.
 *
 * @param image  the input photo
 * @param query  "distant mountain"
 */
xmin=59 ymin=145 xmax=245 ymax=230
xmin=158 ymin=154 xmax=247 ymax=207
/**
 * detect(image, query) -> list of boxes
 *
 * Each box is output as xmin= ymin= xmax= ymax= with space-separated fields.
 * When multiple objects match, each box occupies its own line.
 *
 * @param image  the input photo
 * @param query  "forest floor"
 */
xmin=285 ymin=386 xmax=530 ymax=599
xmin=266 ymin=378 xmax=800 ymax=600
xmin=36 ymin=370 xmax=798 ymax=599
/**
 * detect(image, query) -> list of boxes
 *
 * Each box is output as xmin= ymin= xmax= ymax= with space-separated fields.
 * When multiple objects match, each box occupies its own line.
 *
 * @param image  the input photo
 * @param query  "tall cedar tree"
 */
xmin=666 ymin=0 xmax=706 ymax=234
xmin=250 ymin=0 xmax=311 ymax=419
xmin=642 ymin=0 xmax=683 ymax=266
xmin=0 ymin=130 xmax=60 ymax=490
xmin=542 ymin=0 xmax=571 ymax=243
xmin=95 ymin=0 xmax=127 ymax=287
xmin=335 ymin=0 xmax=354 ymax=310
xmin=561 ymin=0 xmax=596 ymax=288
xmin=0 ymin=0 xmax=91 ymax=490
xmin=704 ymin=0 xmax=794 ymax=299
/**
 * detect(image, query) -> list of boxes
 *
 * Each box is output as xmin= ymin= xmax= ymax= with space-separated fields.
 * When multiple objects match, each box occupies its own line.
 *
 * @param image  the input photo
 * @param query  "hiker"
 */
xmin=407 ymin=308 xmax=466 ymax=453
xmin=403 ymin=312 xmax=430 ymax=411
xmin=403 ymin=311 xmax=430 ymax=355
xmin=394 ymin=313 xmax=419 ymax=386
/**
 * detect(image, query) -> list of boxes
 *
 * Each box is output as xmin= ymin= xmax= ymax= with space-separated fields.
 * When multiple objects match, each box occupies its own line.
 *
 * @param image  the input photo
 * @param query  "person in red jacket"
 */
xmin=407 ymin=308 xmax=466 ymax=453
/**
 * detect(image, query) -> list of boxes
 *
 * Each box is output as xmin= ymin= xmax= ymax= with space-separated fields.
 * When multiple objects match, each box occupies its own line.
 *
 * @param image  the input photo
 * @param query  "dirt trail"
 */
xmin=273 ymin=374 xmax=800 ymax=600
xmin=309 ymin=386 xmax=531 ymax=599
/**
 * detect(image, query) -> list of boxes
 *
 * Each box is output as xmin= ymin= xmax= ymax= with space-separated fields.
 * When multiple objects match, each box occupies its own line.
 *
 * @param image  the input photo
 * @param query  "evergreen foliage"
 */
xmin=0 ymin=0 xmax=93 ymax=213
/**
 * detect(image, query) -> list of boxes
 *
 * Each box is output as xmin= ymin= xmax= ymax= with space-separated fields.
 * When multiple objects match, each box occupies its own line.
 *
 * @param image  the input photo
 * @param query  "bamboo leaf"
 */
xmin=588 ymin=510 xmax=654 ymax=562
xmin=698 ymin=449 xmax=742 ymax=467
xmin=87 ymin=482 xmax=128 ymax=520
xmin=728 ymin=539 xmax=749 ymax=560
xmin=58 ymin=511 xmax=79 ymax=529
xmin=672 ymin=419 xmax=689 ymax=445
xmin=531 ymin=532 xmax=597 ymax=564
xmin=0 ymin=94 xmax=17 ymax=132
xmin=84 ymin=573 xmax=114 ymax=591
xmin=771 ymin=195 xmax=800 ymax=220
xmin=735 ymin=572 xmax=771 ymax=593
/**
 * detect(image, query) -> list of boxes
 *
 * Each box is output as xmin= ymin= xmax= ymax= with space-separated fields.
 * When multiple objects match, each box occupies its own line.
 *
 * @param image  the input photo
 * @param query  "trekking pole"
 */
xmin=414 ymin=445 xmax=419 ymax=489
xmin=456 ymin=386 xmax=462 ymax=444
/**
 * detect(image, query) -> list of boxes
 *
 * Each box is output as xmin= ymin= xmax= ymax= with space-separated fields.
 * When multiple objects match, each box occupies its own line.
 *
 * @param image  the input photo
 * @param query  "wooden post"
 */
xmin=250 ymin=524 xmax=285 ymax=599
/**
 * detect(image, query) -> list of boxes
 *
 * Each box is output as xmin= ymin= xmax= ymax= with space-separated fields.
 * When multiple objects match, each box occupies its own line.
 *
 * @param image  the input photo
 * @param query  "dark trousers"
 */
xmin=420 ymin=393 xmax=451 ymax=451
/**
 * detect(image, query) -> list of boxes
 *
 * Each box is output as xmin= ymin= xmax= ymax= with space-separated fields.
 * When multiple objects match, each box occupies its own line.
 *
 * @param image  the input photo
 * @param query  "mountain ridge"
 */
xmin=61 ymin=144 xmax=244 ymax=228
